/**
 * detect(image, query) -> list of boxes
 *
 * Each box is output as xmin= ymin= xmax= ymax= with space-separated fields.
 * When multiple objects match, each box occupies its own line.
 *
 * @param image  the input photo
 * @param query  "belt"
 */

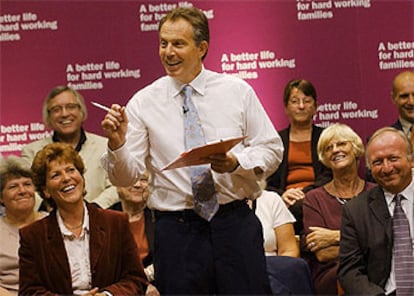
xmin=216 ymin=199 xmax=247 ymax=216
xmin=152 ymin=208 xmax=198 ymax=221
xmin=152 ymin=199 xmax=247 ymax=221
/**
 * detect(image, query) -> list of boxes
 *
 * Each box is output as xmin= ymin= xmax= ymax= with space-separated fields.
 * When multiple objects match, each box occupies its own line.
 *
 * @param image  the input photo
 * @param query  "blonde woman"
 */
xmin=303 ymin=123 xmax=376 ymax=295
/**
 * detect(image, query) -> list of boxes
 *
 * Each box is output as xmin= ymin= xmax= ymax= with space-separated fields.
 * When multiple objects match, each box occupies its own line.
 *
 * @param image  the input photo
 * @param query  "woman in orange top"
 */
xmin=116 ymin=170 xmax=159 ymax=296
xmin=267 ymin=79 xmax=332 ymax=234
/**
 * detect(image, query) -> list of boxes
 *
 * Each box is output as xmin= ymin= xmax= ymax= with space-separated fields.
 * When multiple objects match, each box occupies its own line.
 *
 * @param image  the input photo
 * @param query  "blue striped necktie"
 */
xmin=183 ymin=85 xmax=219 ymax=221
xmin=392 ymin=194 xmax=414 ymax=296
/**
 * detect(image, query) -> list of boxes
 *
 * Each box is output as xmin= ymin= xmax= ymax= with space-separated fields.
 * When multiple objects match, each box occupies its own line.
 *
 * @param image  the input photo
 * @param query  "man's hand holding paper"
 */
xmin=209 ymin=152 xmax=239 ymax=173
xmin=162 ymin=136 xmax=246 ymax=170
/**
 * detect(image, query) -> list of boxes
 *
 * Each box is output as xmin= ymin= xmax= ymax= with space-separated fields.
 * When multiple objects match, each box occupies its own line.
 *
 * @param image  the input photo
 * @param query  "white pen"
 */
xmin=91 ymin=101 xmax=111 ymax=112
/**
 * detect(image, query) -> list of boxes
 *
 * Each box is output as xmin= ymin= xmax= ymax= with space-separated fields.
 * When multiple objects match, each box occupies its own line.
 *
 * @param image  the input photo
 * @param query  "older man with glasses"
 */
xmin=21 ymin=85 xmax=119 ymax=210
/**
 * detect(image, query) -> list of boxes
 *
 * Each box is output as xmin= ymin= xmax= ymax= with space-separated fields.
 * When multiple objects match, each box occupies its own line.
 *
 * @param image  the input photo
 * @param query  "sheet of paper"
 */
xmin=162 ymin=135 xmax=247 ymax=170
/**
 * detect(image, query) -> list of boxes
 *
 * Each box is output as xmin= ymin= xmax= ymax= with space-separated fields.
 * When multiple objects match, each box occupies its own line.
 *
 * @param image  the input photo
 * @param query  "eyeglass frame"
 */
xmin=47 ymin=103 xmax=81 ymax=116
xmin=42 ymin=86 xmax=88 ymax=126
xmin=323 ymin=141 xmax=351 ymax=154
xmin=287 ymin=97 xmax=315 ymax=106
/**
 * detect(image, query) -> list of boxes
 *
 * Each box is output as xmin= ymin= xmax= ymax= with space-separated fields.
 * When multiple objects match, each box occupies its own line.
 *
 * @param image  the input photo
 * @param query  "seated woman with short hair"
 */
xmin=303 ymin=123 xmax=376 ymax=295
xmin=19 ymin=142 xmax=147 ymax=295
xmin=0 ymin=156 xmax=47 ymax=296
xmin=267 ymin=79 xmax=332 ymax=235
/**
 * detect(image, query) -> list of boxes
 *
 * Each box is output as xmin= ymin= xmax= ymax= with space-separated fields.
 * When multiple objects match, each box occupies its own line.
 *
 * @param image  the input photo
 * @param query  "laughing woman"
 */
xmin=19 ymin=142 xmax=147 ymax=296
xmin=0 ymin=156 xmax=47 ymax=296
xmin=302 ymin=123 xmax=376 ymax=295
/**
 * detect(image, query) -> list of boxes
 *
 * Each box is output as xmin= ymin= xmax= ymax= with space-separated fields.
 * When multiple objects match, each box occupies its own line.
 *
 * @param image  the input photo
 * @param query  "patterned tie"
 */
xmin=392 ymin=194 xmax=414 ymax=296
xmin=183 ymin=85 xmax=219 ymax=221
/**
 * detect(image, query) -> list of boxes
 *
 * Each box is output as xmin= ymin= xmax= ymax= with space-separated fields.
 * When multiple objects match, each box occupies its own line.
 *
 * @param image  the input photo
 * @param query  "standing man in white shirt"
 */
xmin=100 ymin=6 xmax=283 ymax=295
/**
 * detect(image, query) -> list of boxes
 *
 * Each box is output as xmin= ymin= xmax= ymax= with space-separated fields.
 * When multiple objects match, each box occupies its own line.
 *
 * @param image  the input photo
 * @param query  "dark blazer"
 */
xmin=142 ymin=208 xmax=154 ymax=268
xmin=19 ymin=203 xmax=147 ymax=296
xmin=338 ymin=186 xmax=392 ymax=296
xmin=391 ymin=119 xmax=404 ymax=131
xmin=266 ymin=125 xmax=332 ymax=234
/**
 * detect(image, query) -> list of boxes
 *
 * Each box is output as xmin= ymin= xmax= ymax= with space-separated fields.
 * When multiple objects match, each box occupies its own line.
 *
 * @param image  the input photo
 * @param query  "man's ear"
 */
xmin=199 ymin=40 xmax=208 ymax=59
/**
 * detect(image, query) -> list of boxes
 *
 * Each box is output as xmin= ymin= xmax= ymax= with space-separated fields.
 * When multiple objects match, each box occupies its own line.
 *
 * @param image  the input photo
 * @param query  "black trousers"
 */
xmin=153 ymin=200 xmax=270 ymax=295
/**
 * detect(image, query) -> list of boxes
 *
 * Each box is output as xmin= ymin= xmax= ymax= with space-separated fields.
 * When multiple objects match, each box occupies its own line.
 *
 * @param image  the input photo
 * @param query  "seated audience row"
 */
xmin=2 ymin=147 xmax=303 ymax=295
xmin=7 ymin=124 xmax=408 ymax=296
xmin=5 ymin=69 xmax=411 ymax=295
xmin=280 ymin=118 xmax=413 ymax=295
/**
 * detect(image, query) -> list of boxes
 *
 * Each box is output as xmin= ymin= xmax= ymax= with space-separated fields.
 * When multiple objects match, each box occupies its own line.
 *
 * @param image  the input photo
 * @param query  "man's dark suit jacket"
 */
xmin=391 ymin=119 xmax=404 ymax=131
xmin=338 ymin=186 xmax=392 ymax=295
xmin=19 ymin=203 xmax=147 ymax=295
xmin=266 ymin=125 xmax=332 ymax=234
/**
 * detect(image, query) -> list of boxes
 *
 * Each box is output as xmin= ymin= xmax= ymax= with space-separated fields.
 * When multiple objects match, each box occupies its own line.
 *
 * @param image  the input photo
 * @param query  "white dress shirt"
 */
xmin=102 ymin=67 xmax=283 ymax=211
xmin=383 ymin=177 xmax=414 ymax=294
xmin=57 ymin=204 xmax=91 ymax=295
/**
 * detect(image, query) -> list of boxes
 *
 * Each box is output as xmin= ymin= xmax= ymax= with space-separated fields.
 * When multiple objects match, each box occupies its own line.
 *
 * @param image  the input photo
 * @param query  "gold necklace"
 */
xmin=63 ymin=222 xmax=83 ymax=230
xmin=331 ymin=178 xmax=364 ymax=199
xmin=61 ymin=207 xmax=85 ymax=231
xmin=62 ymin=214 xmax=84 ymax=230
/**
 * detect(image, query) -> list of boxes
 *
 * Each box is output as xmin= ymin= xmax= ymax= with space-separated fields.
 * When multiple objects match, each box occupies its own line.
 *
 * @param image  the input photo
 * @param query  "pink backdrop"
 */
xmin=1 ymin=0 xmax=413 ymax=156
